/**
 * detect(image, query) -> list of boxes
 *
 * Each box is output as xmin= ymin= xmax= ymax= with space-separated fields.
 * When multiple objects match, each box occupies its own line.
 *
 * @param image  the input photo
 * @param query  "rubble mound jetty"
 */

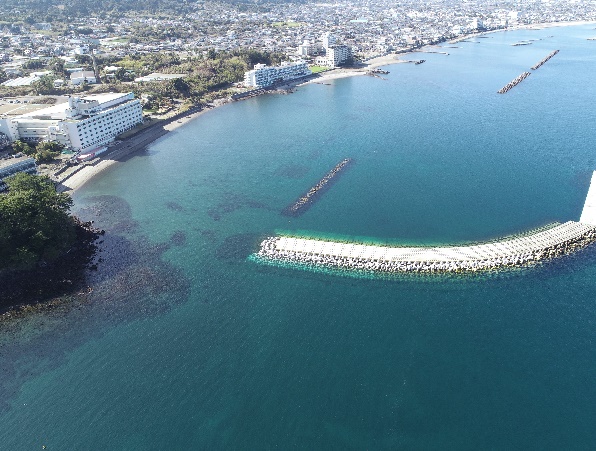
xmin=531 ymin=50 xmax=560 ymax=70
xmin=282 ymin=158 xmax=354 ymax=217
xmin=498 ymin=72 xmax=531 ymax=94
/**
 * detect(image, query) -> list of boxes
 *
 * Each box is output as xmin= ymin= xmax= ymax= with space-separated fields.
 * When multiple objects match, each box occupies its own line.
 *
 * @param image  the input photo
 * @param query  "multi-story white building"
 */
xmin=296 ymin=40 xmax=322 ymax=57
xmin=70 ymin=70 xmax=97 ymax=85
xmin=319 ymin=45 xmax=353 ymax=68
xmin=322 ymin=32 xmax=336 ymax=50
xmin=0 ymin=93 xmax=143 ymax=153
xmin=244 ymin=61 xmax=311 ymax=88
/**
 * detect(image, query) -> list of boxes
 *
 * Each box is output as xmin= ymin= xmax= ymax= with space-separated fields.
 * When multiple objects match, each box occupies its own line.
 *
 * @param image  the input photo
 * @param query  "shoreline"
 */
xmin=57 ymin=19 xmax=596 ymax=193
xmin=57 ymin=103 xmax=225 ymax=193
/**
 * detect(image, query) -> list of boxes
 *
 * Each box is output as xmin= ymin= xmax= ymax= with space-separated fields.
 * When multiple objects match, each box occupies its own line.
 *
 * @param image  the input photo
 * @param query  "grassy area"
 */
xmin=309 ymin=66 xmax=328 ymax=74
xmin=271 ymin=21 xmax=303 ymax=28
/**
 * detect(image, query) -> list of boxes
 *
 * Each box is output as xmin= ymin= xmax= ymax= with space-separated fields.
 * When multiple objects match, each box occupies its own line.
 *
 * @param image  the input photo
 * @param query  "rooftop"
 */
xmin=0 ymin=103 xmax=58 ymax=117
xmin=15 ymin=93 xmax=133 ymax=120
xmin=0 ymin=156 xmax=35 ymax=171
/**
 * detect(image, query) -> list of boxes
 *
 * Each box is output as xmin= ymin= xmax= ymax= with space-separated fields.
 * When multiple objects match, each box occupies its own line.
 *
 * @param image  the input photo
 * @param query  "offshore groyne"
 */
xmin=254 ymin=222 xmax=596 ymax=275
xmin=282 ymin=158 xmax=354 ymax=217
xmin=497 ymin=72 xmax=531 ymax=94
xmin=531 ymin=50 xmax=559 ymax=70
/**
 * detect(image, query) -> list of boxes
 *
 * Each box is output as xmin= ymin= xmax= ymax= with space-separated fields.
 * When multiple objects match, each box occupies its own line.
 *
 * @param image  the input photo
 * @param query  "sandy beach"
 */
xmin=57 ymin=19 xmax=596 ymax=194
xmin=58 ymin=105 xmax=219 ymax=193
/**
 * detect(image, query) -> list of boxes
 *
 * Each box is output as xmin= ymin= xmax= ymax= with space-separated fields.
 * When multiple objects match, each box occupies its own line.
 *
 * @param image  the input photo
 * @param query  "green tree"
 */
xmin=36 ymin=141 xmax=64 ymax=154
xmin=31 ymin=75 xmax=56 ymax=95
xmin=47 ymin=57 xmax=66 ymax=77
xmin=74 ymin=54 xmax=92 ymax=66
xmin=12 ymin=140 xmax=34 ymax=156
xmin=170 ymin=77 xmax=190 ymax=96
xmin=22 ymin=59 xmax=45 ymax=70
xmin=34 ymin=149 xmax=58 ymax=163
xmin=0 ymin=173 xmax=75 ymax=269
xmin=34 ymin=141 xmax=63 ymax=163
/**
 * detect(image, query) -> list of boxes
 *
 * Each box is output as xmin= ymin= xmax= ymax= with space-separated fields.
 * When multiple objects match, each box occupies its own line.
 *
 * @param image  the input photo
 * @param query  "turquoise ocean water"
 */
xmin=2 ymin=25 xmax=596 ymax=449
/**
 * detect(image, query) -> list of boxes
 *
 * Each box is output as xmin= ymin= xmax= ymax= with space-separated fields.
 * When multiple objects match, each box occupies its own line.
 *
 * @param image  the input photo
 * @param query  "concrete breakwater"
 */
xmin=254 ymin=221 xmax=596 ymax=274
xmin=282 ymin=158 xmax=354 ymax=217
xmin=497 ymin=72 xmax=531 ymax=94
xmin=580 ymin=171 xmax=596 ymax=225
xmin=531 ymin=50 xmax=559 ymax=70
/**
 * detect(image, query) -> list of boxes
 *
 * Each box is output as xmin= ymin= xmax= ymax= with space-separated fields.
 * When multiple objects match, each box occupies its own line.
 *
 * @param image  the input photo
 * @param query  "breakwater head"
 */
xmin=497 ymin=72 xmax=531 ymax=94
xmin=282 ymin=158 xmax=354 ymax=217
xmin=531 ymin=50 xmax=559 ymax=70
xmin=253 ymin=221 xmax=596 ymax=275
xmin=580 ymin=171 xmax=596 ymax=225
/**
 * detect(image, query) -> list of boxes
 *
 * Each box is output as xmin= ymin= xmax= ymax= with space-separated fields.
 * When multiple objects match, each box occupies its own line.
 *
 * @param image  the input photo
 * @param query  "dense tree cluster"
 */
xmin=12 ymin=140 xmax=64 ymax=163
xmin=0 ymin=173 xmax=75 ymax=270
xmin=107 ymin=49 xmax=284 ymax=106
xmin=0 ymin=0 xmax=248 ymax=21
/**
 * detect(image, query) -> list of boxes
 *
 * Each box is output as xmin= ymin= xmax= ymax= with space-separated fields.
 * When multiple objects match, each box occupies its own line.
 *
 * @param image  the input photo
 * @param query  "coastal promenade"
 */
xmin=254 ymin=222 xmax=596 ymax=274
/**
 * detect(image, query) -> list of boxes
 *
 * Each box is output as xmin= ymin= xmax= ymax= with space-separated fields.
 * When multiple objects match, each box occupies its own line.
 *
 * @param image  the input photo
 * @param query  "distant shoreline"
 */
xmin=298 ymin=20 xmax=596 ymax=86
xmin=58 ymin=19 xmax=596 ymax=194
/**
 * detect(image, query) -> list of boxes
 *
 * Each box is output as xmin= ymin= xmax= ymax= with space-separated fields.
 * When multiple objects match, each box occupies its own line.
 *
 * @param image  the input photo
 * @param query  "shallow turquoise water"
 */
xmin=2 ymin=25 xmax=596 ymax=449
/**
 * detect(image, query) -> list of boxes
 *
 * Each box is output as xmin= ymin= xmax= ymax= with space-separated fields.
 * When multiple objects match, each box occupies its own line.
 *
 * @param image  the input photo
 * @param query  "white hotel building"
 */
xmin=244 ymin=61 xmax=311 ymax=88
xmin=0 ymin=92 xmax=143 ymax=153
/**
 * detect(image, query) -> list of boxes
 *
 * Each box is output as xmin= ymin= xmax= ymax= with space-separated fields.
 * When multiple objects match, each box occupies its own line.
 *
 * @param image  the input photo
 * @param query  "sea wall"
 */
xmin=254 ymin=221 xmax=596 ymax=274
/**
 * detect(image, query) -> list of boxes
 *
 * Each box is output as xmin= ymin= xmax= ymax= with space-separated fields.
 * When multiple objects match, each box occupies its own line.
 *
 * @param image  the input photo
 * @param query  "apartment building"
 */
xmin=323 ymin=45 xmax=353 ymax=68
xmin=244 ymin=61 xmax=311 ymax=88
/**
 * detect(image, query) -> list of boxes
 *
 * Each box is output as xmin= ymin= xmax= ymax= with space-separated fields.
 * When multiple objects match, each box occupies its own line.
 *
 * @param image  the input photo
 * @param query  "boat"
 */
xmin=76 ymin=146 xmax=108 ymax=162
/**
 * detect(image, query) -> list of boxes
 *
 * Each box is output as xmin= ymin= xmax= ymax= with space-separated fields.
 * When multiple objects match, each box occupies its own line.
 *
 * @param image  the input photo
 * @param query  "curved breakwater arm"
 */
xmin=252 ymin=221 xmax=596 ymax=274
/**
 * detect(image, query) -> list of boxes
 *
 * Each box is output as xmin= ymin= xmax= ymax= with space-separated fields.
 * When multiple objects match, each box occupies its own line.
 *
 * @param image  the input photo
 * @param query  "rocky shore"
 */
xmin=0 ymin=219 xmax=101 ymax=313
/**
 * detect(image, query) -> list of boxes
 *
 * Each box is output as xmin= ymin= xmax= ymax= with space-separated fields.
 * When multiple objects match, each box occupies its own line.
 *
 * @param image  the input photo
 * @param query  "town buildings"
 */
xmin=0 ymin=93 xmax=143 ymax=152
xmin=296 ymin=40 xmax=322 ymax=57
xmin=244 ymin=61 xmax=311 ymax=88
xmin=69 ymin=70 xmax=97 ymax=85
xmin=0 ymin=0 xmax=595 ymax=92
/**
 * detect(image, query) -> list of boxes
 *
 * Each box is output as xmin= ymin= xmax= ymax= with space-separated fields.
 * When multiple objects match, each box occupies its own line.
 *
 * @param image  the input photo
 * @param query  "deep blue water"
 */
xmin=2 ymin=25 xmax=596 ymax=449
